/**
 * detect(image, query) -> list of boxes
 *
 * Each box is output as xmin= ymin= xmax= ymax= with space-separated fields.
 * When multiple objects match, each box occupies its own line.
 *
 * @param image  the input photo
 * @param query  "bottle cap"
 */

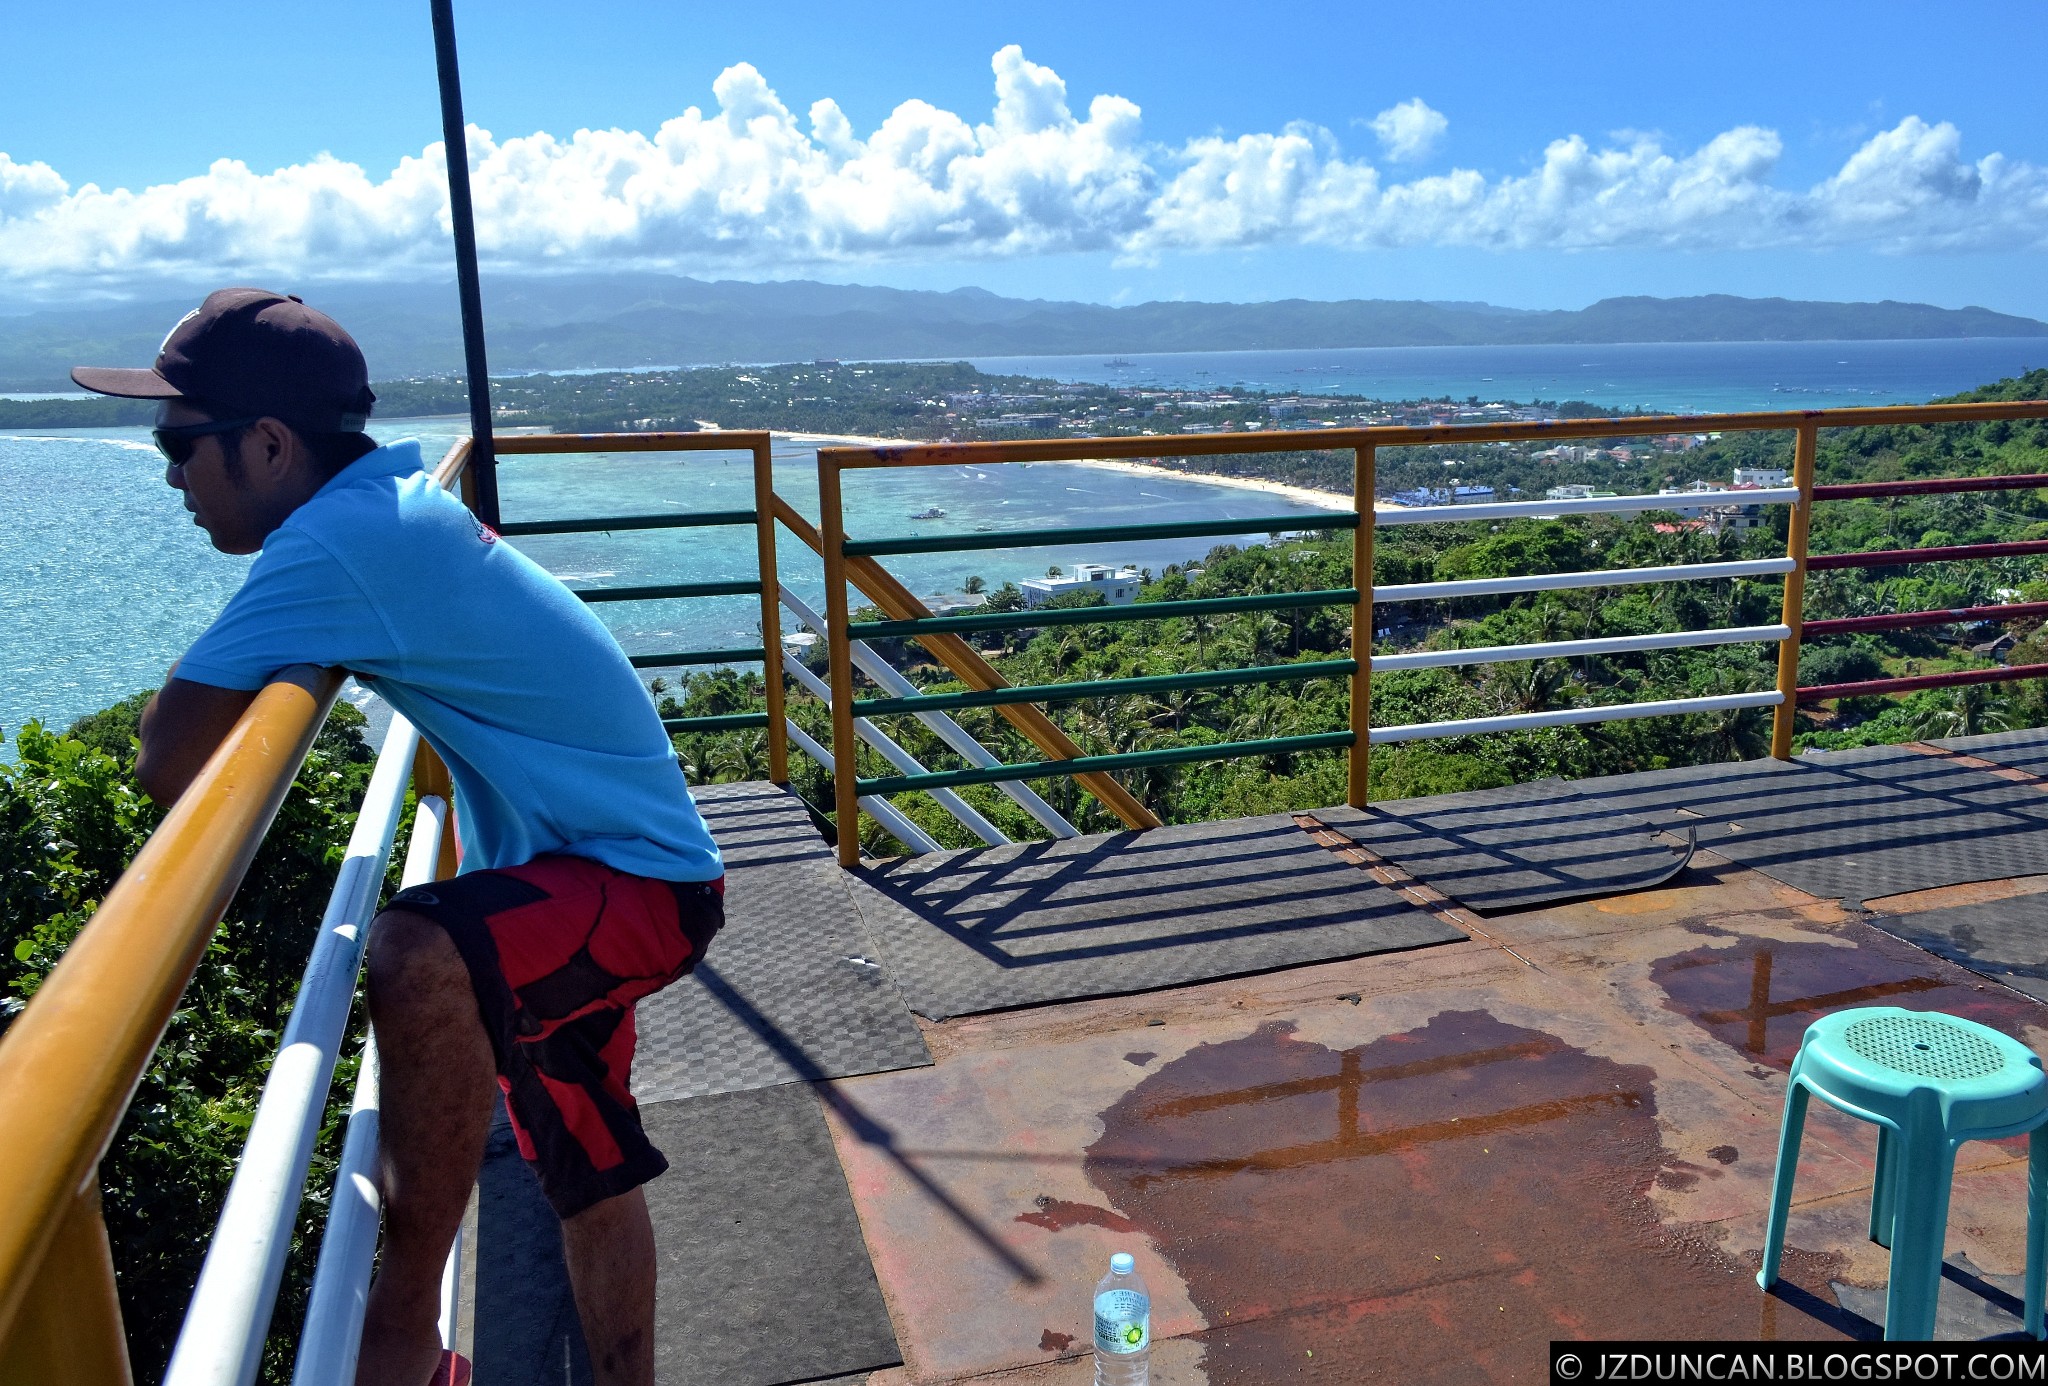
xmin=1110 ymin=1252 xmax=1135 ymax=1275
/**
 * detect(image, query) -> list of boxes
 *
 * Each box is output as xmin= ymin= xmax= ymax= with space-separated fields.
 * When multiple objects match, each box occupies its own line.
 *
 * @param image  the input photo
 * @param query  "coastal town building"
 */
xmin=1020 ymin=563 xmax=1144 ymax=608
xmin=1388 ymin=484 xmax=1499 ymax=508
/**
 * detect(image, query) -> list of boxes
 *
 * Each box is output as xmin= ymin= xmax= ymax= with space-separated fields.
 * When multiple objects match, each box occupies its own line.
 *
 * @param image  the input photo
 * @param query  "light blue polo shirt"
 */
xmin=177 ymin=439 xmax=722 ymax=882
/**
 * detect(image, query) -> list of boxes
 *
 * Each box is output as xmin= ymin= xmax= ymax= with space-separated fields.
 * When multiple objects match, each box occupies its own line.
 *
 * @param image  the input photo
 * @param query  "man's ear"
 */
xmin=242 ymin=417 xmax=300 ymax=485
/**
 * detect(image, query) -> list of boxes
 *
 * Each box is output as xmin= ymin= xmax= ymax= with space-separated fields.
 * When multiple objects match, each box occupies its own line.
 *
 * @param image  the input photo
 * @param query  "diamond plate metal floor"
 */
xmin=1569 ymin=745 xmax=2048 ymax=904
xmin=630 ymin=782 xmax=931 ymax=1102
xmin=847 ymin=812 xmax=1464 ymax=1021
xmin=1315 ymin=779 xmax=1689 ymax=914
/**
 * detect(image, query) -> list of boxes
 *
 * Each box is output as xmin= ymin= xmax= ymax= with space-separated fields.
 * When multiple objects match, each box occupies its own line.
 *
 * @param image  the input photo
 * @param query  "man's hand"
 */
xmin=136 ymin=664 xmax=332 ymax=806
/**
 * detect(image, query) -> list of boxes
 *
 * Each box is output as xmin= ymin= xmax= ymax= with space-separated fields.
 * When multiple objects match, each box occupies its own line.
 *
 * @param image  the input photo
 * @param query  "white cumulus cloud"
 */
xmin=0 ymin=51 xmax=2042 ymax=291
xmin=1368 ymin=99 xmax=1448 ymax=163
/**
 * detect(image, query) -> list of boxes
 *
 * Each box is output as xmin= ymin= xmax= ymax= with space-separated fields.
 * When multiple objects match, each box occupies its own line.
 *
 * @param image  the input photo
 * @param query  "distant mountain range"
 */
xmin=3 ymin=275 xmax=2043 ymax=391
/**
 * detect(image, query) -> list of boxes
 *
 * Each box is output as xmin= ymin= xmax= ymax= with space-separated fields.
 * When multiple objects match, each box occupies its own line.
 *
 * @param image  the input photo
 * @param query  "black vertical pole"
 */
xmin=430 ymin=0 xmax=499 ymax=525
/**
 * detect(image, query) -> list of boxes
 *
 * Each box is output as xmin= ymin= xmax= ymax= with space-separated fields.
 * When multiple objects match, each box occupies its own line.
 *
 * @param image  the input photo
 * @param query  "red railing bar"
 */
xmin=1802 ymin=602 xmax=2048 ymax=637
xmin=1814 ymin=473 xmax=2048 ymax=501
xmin=1797 ymin=662 xmax=2048 ymax=703
xmin=1806 ymin=539 xmax=2048 ymax=570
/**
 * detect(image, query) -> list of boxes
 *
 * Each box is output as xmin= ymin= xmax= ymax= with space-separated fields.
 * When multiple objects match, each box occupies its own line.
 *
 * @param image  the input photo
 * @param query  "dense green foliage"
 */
xmin=646 ymin=372 xmax=2048 ymax=851
xmin=0 ymin=697 xmax=380 ymax=1383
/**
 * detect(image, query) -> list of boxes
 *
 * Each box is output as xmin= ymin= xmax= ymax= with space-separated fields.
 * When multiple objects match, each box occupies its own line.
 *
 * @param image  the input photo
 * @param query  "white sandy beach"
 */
xmin=1064 ymin=457 xmax=1352 ymax=513
xmin=736 ymin=425 xmax=1360 ymax=513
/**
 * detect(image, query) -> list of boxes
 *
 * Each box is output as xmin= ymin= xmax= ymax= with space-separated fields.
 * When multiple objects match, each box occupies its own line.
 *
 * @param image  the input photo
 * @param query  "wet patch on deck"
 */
xmin=1083 ymin=1009 xmax=1851 ymax=1382
xmin=1649 ymin=922 xmax=2048 ymax=1072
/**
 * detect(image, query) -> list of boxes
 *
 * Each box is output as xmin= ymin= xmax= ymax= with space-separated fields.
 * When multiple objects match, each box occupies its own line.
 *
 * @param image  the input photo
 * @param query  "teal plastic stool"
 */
xmin=1758 ymin=1006 xmax=2048 ymax=1340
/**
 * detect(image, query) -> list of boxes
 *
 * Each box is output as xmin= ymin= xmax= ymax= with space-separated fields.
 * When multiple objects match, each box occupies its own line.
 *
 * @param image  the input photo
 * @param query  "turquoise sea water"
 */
xmin=0 ymin=419 xmax=1339 ymax=740
xmin=8 ymin=337 xmax=2044 ymax=742
xmin=971 ymin=337 xmax=2047 ymax=413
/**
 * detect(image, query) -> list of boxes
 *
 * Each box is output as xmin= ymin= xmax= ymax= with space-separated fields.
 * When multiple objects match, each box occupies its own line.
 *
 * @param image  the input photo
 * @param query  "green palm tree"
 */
xmin=1178 ymin=612 xmax=1220 ymax=664
xmin=1141 ymin=686 xmax=1214 ymax=732
xmin=1912 ymin=683 xmax=2015 ymax=740
xmin=708 ymin=730 xmax=770 ymax=783
xmin=1240 ymin=614 xmax=1289 ymax=666
xmin=1490 ymin=660 xmax=1570 ymax=715
xmin=1524 ymin=601 xmax=1577 ymax=647
xmin=1047 ymin=633 xmax=1085 ymax=678
xmin=1695 ymin=701 xmax=1772 ymax=762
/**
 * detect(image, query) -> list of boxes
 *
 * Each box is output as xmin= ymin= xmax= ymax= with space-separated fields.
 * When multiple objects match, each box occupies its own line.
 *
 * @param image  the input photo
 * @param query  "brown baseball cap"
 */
xmin=72 ymin=287 xmax=376 ymax=432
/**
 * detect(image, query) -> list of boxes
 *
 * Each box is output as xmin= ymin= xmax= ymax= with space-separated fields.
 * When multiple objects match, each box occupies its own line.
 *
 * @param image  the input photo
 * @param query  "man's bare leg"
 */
xmin=561 ymin=1187 xmax=658 ymax=1386
xmin=356 ymin=910 xmax=497 ymax=1386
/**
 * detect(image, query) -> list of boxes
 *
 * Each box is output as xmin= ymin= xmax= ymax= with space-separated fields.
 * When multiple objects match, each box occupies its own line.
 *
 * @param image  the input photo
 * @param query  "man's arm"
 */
xmin=136 ymin=665 xmax=331 ymax=806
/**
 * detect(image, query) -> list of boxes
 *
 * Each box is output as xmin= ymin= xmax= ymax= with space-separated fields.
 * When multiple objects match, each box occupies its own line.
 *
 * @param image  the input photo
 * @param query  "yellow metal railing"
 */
xmin=0 ymin=668 xmax=342 ymax=1383
xmin=482 ymin=430 xmax=789 ymax=781
xmin=813 ymin=398 xmax=2048 ymax=866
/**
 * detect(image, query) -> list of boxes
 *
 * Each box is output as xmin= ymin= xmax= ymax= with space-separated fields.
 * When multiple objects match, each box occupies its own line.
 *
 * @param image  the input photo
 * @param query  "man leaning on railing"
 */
xmin=73 ymin=289 xmax=727 ymax=1386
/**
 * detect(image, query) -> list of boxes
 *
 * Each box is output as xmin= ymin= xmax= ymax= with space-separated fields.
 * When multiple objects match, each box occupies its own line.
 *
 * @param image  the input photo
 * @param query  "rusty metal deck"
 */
xmin=471 ymin=738 xmax=2048 ymax=1384
xmin=827 ymin=848 xmax=2048 ymax=1385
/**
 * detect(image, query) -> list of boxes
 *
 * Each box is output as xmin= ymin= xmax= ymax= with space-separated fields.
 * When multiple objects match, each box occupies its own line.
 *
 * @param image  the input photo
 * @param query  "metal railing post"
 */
xmin=818 ymin=459 xmax=863 ymax=866
xmin=772 ymin=494 xmax=1160 ymax=832
xmin=0 ymin=1179 xmax=131 ymax=1386
xmin=411 ymin=740 xmax=461 ymax=879
xmin=751 ymin=437 xmax=790 ymax=784
xmin=1349 ymin=445 xmax=1375 ymax=808
xmin=1771 ymin=421 xmax=1820 ymax=759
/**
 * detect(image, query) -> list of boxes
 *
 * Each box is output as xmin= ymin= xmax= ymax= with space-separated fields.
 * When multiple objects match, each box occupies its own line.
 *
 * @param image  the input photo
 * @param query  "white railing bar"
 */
xmin=782 ymin=654 xmax=1006 ymax=848
xmin=1369 ymin=690 xmax=1786 ymax=744
xmin=1373 ymin=624 xmax=1791 ymax=673
xmin=288 ymin=1032 xmax=380 ymax=1386
xmin=291 ymin=795 xmax=450 ymax=1386
xmin=1375 ymin=557 xmax=1796 ymax=604
xmin=167 ymin=716 xmax=422 ymax=1386
xmin=779 ymin=588 xmax=1076 ymax=838
xmin=783 ymin=720 xmax=942 ymax=853
xmin=437 ymin=1220 xmax=463 ymax=1355
xmin=1375 ymin=486 xmax=1801 ymax=527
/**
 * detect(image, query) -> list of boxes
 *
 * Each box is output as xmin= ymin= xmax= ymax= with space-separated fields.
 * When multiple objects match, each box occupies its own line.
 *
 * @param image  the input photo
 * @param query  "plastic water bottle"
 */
xmin=1093 ymin=1251 xmax=1151 ymax=1386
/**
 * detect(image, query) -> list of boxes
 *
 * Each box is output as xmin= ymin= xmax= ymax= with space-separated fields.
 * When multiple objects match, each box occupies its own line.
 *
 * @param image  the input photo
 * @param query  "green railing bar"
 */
xmin=629 ymin=646 xmax=768 ymax=668
xmin=850 ymin=588 xmax=1361 ymax=640
xmin=661 ymin=711 xmax=771 ymax=732
xmin=576 ymin=580 xmax=762 ymax=603
xmin=499 ymin=509 xmax=758 ymax=536
xmin=856 ymin=730 xmax=1357 ymax=796
xmin=854 ymin=659 xmax=1358 ymax=718
xmin=843 ymin=511 xmax=1359 ymax=558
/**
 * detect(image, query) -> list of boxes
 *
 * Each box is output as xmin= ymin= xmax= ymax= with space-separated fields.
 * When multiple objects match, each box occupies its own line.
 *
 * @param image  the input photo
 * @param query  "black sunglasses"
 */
xmin=154 ymin=416 xmax=261 ymax=467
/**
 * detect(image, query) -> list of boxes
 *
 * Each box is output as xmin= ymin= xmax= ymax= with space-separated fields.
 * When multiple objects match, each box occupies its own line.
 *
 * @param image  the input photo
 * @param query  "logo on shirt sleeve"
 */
xmin=471 ymin=514 xmax=499 ymax=545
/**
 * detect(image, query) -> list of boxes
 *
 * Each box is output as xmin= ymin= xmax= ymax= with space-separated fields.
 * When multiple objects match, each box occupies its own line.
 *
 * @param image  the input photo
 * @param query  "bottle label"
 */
xmin=1094 ymin=1289 xmax=1150 ymax=1354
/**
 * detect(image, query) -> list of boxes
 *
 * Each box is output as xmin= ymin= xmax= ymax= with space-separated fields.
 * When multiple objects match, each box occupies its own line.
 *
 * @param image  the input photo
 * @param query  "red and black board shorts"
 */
xmin=388 ymin=855 xmax=724 ymax=1218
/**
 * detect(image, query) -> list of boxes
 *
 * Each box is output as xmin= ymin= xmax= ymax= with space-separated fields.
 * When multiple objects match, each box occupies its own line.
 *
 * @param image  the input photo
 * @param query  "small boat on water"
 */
xmin=1104 ymin=358 xmax=1135 ymax=368
xmin=909 ymin=507 xmax=946 ymax=520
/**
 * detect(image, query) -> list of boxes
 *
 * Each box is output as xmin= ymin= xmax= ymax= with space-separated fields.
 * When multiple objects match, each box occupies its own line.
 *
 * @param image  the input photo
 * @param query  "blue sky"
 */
xmin=2 ymin=0 xmax=2044 ymax=314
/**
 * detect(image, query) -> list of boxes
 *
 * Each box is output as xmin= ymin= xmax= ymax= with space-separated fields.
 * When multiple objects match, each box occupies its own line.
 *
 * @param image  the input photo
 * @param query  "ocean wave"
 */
xmin=1 ymin=435 xmax=157 ymax=453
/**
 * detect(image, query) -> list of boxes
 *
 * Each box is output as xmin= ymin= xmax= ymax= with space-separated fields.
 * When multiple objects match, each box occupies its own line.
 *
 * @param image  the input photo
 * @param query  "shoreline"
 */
xmin=1063 ymin=457 xmax=1352 ymax=513
xmin=749 ymin=426 xmax=1358 ymax=512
